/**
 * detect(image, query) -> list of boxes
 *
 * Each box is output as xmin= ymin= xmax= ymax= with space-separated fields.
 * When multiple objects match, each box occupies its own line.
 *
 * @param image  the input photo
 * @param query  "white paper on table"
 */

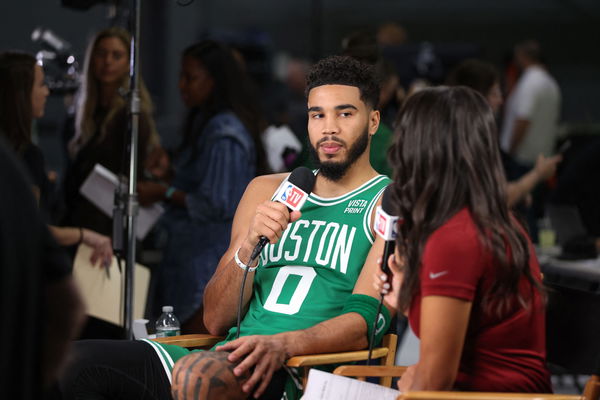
xmin=79 ymin=163 xmax=164 ymax=240
xmin=301 ymin=369 xmax=400 ymax=400
xmin=73 ymin=244 xmax=150 ymax=327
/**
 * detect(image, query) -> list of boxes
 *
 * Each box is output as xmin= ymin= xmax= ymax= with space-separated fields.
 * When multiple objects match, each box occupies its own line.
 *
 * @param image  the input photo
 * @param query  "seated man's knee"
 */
xmin=57 ymin=340 xmax=109 ymax=398
xmin=171 ymin=351 xmax=249 ymax=400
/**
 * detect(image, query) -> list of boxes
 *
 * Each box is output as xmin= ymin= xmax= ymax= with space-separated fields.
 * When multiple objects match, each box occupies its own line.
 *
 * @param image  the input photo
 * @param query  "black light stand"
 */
xmin=109 ymin=0 xmax=142 ymax=340
xmin=120 ymin=0 xmax=142 ymax=340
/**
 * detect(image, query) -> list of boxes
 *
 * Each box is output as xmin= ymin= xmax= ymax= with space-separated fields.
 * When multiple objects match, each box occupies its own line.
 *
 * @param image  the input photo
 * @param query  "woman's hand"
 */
xmin=397 ymin=364 xmax=417 ymax=392
xmin=82 ymin=229 xmax=113 ymax=267
xmin=373 ymin=250 xmax=404 ymax=309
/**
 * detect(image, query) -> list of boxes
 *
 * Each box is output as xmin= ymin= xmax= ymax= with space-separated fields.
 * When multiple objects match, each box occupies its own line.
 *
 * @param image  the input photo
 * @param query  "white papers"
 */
xmin=73 ymin=244 xmax=150 ymax=327
xmin=79 ymin=163 xmax=164 ymax=240
xmin=302 ymin=369 xmax=400 ymax=400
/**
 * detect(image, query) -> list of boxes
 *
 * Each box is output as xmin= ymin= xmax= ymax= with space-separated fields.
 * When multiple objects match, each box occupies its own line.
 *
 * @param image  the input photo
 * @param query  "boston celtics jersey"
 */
xmin=146 ymin=173 xmax=390 ymax=384
xmin=218 ymin=173 xmax=390 ymax=343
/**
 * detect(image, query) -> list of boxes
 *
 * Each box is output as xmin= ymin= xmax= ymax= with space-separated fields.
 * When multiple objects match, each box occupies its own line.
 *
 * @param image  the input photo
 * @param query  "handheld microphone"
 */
xmin=368 ymin=185 xmax=399 ymax=364
xmin=374 ymin=185 xmax=399 ymax=279
xmin=248 ymin=166 xmax=316 ymax=262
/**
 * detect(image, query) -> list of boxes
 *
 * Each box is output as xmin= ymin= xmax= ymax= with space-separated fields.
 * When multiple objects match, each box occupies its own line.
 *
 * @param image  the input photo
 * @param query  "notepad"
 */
xmin=302 ymin=369 xmax=400 ymax=400
xmin=79 ymin=163 xmax=164 ymax=240
xmin=73 ymin=244 xmax=150 ymax=327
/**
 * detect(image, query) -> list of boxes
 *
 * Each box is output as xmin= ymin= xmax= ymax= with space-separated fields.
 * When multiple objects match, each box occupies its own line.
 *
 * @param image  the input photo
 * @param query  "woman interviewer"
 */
xmin=376 ymin=86 xmax=551 ymax=392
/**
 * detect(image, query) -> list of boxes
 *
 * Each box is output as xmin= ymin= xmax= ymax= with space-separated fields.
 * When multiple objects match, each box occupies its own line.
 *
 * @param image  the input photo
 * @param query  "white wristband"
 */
xmin=234 ymin=248 xmax=258 ymax=272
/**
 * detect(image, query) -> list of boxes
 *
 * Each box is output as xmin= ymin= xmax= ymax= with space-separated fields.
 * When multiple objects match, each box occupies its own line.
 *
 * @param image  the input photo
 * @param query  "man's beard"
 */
xmin=309 ymin=128 xmax=370 ymax=182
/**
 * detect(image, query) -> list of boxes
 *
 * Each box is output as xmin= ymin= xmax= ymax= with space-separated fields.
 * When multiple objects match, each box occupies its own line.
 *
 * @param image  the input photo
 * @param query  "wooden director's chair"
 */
xmin=332 ymin=364 xmax=596 ymax=400
xmin=153 ymin=333 xmax=398 ymax=388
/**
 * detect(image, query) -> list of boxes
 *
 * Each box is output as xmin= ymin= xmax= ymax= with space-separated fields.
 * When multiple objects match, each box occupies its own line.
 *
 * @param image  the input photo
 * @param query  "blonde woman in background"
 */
xmin=62 ymin=26 xmax=165 ymax=236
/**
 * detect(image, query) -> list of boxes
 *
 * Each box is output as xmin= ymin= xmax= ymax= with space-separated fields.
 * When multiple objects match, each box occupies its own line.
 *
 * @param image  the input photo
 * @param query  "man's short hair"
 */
xmin=306 ymin=55 xmax=380 ymax=110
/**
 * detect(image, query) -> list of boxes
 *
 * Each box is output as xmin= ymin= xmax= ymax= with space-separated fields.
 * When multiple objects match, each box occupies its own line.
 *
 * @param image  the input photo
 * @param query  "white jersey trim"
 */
xmin=308 ymin=175 xmax=388 ymax=206
xmin=141 ymin=339 xmax=174 ymax=384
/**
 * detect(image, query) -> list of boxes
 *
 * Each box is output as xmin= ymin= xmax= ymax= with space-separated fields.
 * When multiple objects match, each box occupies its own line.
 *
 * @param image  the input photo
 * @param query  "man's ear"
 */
xmin=369 ymin=109 xmax=380 ymax=135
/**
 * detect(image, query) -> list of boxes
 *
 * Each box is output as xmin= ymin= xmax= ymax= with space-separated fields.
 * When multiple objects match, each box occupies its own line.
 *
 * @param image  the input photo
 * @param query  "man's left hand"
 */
xmin=215 ymin=335 xmax=288 ymax=398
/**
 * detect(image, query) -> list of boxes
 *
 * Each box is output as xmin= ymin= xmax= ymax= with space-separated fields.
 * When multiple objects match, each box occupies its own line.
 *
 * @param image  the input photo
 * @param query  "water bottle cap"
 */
xmin=162 ymin=305 xmax=173 ymax=313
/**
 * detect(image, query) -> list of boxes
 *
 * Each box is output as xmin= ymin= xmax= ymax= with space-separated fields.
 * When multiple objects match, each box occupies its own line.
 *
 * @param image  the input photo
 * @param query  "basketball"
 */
xmin=171 ymin=351 xmax=250 ymax=400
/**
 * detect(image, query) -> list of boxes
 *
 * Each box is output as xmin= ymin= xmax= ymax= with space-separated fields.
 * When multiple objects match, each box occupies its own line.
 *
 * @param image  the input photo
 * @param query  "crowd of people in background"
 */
xmin=23 ymin=23 xmax=591 ymax=262
xmin=2 ymin=18 xmax=599 ymax=400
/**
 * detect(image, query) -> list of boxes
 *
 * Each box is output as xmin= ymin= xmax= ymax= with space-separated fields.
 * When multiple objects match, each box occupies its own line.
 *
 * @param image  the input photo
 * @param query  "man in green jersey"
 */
xmin=56 ymin=55 xmax=395 ymax=400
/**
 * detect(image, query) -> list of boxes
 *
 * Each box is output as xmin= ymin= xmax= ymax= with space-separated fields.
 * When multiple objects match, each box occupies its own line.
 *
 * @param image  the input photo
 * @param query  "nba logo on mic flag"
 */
xmin=276 ymin=183 xmax=307 ymax=211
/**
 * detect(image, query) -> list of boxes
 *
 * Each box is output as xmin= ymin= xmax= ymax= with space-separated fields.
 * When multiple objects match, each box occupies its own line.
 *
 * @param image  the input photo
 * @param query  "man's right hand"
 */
xmin=239 ymin=201 xmax=301 ymax=260
xmin=203 ymin=174 xmax=294 ymax=334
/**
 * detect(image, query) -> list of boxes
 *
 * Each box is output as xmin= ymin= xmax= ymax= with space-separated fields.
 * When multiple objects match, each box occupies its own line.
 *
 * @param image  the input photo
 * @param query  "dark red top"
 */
xmin=408 ymin=208 xmax=552 ymax=392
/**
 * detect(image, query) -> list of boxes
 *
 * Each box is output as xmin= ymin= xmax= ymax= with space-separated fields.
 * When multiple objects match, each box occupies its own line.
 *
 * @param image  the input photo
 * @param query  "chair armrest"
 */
xmin=334 ymin=365 xmax=407 ymax=378
xmin=398 ymin=392 xmax=582 ymax=400
xmin=583 ymin=374 xmax=600 ymax=400
xmin=151 ymin=334 xmax=224 ymax=348
xmin=286 ymin=347 xmax=388 ymax=367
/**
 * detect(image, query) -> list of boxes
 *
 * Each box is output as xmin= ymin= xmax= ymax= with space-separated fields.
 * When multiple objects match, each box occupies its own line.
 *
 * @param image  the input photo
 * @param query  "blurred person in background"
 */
xmin=447 ymin=58 xmax=561 ymax=208
xmin=500 ymin=40 xmax=561 ymax=166
xmin=341 ymin=29 xmax=401 ymax=177
xmin=376 ymin=60 xmax=404 ymax=128
xmin=500 ymin=40 xmax=561 ymax=240
xmin=0 ymin=51 xmax=112 ymax=266
xmin=62 ymin=27 xmax=165 ymax=236
xmin=367 ymin=60 xmax=403 ymax=177
xmin=284 ymin=58 xmax=311 ymax=139
xmin=0 ymin=139 xmax=85 ymax=400
xmin=137 ymin=40 xmax=268 ymax=332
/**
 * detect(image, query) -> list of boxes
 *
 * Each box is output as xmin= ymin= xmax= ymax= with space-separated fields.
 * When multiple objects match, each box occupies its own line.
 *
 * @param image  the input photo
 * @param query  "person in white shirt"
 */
xmin=500 ymin=40 xmax=561 ymax=166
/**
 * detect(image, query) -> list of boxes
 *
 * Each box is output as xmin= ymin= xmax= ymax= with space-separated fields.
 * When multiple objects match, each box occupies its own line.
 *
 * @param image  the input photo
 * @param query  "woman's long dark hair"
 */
xmin=179 ymin=40 xmax=268 ymax=174
xmin=389 ymin=86 xmax=542 ymax=315
xmin=0 ymin=52 xmax=36 ymax=153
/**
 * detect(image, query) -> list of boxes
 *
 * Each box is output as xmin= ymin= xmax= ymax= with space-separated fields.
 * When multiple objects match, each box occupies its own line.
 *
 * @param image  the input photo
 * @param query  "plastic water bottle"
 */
xmin=155 ymin=306 xmax=180 ymax=337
